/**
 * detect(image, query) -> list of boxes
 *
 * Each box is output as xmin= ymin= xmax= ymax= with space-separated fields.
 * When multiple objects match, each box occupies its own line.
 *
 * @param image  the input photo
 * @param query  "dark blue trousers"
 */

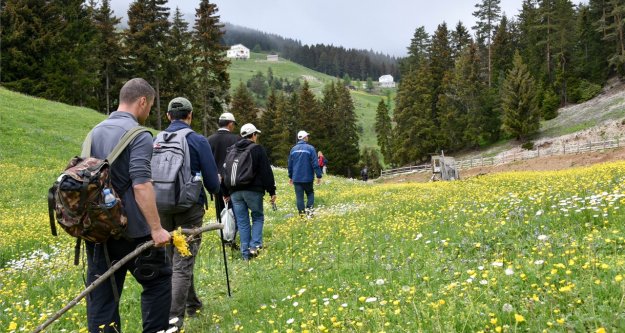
xmin=85 ymin=237 xmax=172 ymax=333
xmin=293 ymin=182 xmax=315 ymax=213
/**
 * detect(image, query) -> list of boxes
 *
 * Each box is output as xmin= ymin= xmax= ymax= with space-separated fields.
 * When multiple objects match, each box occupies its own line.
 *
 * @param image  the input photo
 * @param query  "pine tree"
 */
xmin=374 ymin=99 xmax=393 ymax=163
xmin=271 ymin=94 xmax=295 ymax=167
xmin=165 ymin=7 xmax=194 ymax=101
xmin=552 ymin=0 xmax=576 ymax=104
xmin=429 ymin=22 xmax=454 ymax=133
xmin=1 ymin=0 xmax=59 ymax=95
xmin=576 ymin=4 xmax=609 ymax=83
xmin=93 ymin=0 xmax=122 ymax=114
xmin=297 ymin=81 xmax=321 ymax=134
xmin=502 ymin=52 xmax=540 ymax=140
xmin=491 ymin=15 xmax=515 ymax=83
xmin=332 ymin=84 xmax=360 ymax=176
xmin=450 ymin=21 xmax=473 ymax=59
xmin=126 ymin=0 xmax=170 ymax=129
xmin=401 ymin=26 xmax=430 ymax=73
xmin=473 ymin=0 xmax=502 ymax=87
xmin=392 ymin=62 xmax=438 ymax=164
xmin=602 ymin=0 xmax=625 ymax=75
xmin=192 ymin=0 xmax=230 ymax=135
xmin=230 ymin=82 xmax=257 ymax=126
xmin=258 ymin=89 xmax=280 ymax=162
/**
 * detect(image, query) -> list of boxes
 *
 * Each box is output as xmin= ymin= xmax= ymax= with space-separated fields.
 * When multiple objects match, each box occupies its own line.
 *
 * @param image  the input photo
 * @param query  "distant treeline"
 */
xmin=381 ymin=0 xmax=618 ymax=167
xmin=223 ymin=23 xmax=401 ymax=80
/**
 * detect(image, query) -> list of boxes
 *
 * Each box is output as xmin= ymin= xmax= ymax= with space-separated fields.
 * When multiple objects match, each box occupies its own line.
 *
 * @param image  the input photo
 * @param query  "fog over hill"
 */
xmin=109 ymin=0 xmax=530 ymax=57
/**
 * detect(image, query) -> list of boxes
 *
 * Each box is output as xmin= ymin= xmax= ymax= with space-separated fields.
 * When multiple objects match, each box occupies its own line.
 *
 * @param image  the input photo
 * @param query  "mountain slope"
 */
xmin=228 ymin=52 xmax=393 ymax=149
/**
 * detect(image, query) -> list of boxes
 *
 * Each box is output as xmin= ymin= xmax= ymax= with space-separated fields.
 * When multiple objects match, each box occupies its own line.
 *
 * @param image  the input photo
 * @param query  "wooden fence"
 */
xmin=380 ymin=138 xmax=624 ymax=178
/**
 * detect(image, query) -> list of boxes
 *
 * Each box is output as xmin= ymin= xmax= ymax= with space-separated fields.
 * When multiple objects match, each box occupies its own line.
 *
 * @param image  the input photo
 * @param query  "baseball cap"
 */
xmin=240 ymin=123 xmax=261 ymax=137
xmin=297 ymin=130 xmax=309 ymax=140
xmin=219 ymin=112 xmax=237 ymax=123
xmin=167 ymin=97 xmax=192 ymax=112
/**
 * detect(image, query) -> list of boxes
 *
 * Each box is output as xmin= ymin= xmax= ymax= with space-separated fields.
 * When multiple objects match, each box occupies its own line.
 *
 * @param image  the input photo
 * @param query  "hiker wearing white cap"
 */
xmin=288 ymin=130 xmax=323 ymax=217
xmin=208 ymin=112 xmax=240 ymax=249
xmin=222 ymin=123 xmax=277 ymax=260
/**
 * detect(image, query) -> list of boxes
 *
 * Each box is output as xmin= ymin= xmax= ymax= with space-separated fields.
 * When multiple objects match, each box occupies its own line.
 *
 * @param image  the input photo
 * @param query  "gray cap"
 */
xmin=168 ymin=97 xmax=193 ymax=113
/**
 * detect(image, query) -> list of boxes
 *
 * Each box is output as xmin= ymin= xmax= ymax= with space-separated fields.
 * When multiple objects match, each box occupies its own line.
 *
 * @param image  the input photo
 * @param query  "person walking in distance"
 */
xmin=318 ymin=151 xmax=328 ymax=175
xmin=361 ymin=165 xmax=369 ymax=182
xmin=155 ymin=97 xmax=221 ymax=329
xmin=288 ymin=130 xmax=323 ymax=218
xmin=84 ymin=78 xmax=172 ymax=333
xmin=222 ymin=124 xmax=277 ymax=260
xmin=208 ymin=113 xmax=240 ymax=248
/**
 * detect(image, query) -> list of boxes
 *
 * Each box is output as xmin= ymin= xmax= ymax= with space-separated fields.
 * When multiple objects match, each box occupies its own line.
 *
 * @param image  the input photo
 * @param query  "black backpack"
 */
xmin=223 ymin=143 xmax=257 ymax=188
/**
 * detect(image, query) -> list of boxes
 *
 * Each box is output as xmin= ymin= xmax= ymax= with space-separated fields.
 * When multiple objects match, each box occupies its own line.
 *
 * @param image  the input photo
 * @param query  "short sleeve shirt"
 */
xmin=88 ymin=111 xmax=152 ymax=238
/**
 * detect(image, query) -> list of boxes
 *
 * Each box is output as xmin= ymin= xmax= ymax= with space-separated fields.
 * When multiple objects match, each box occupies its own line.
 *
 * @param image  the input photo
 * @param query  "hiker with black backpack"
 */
xmin=152 ymin=97 xmax=220 ymax=329
xmin=222 ymin=123 xmax=277 ymax=261
xmin=79 ymin=78 xmax=172 ymax=333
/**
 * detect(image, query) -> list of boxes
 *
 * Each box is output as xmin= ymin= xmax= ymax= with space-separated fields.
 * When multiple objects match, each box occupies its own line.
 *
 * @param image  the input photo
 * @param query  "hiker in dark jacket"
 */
xmin=208 ymin=112 xmax=240 ymax=248
xmin=223 ymin=123 xmax=277 ymax=260
xmin=288 ymin=130 xmax=323 ymax=217
xmin=159 ymin=97 xmax=220 ymax=329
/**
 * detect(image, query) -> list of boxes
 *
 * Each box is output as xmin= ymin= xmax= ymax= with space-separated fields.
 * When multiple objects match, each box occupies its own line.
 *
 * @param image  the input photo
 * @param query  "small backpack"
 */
xmin=151 ymin=128 xmax=203 ymax=214
xmin=48 ymin=127 xmax=149 ymax=248
xmin=223 ymin=143 xmax=257 ymax=188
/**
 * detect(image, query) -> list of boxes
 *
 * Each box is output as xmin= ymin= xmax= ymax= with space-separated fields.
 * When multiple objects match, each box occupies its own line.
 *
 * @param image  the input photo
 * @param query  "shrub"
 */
xmin=521 ymin=141 xmax=535 ymax=150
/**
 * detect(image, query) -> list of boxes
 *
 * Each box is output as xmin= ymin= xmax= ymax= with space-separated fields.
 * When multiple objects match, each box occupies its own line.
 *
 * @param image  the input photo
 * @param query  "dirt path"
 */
xmin=381 ymin=147 xmax=625 ymax=183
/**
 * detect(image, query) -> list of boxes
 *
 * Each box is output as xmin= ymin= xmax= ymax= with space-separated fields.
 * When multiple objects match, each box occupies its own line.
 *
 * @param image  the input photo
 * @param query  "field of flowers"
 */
xmin=2 ymin=88 xmax=625 ymax=332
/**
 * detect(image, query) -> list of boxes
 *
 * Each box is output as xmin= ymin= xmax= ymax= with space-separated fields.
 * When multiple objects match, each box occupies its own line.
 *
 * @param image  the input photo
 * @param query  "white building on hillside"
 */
xmin=379 ymin=75 xmax=395 ymax=88
xmin=267 ymin=54 xmax=279 ymax=62
xmin=227 ymin=44 xmax=250 ymax=59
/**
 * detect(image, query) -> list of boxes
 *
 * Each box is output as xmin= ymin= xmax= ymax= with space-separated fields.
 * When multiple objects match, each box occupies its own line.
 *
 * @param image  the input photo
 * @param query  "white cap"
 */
xmin=297 ymin=130 xmax=309 ymax=140
xmin=240 ymin=123 xmax=261 ymax=137
xmin=219 ymin=112 xmax=236 ymax=123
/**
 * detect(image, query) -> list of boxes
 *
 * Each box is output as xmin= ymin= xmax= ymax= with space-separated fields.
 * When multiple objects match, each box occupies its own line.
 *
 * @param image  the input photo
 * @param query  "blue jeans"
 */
xmin=294 ymin=182 xmax=314 ymax=213
xmin=230 ymin=190 xmax=265 ymax=259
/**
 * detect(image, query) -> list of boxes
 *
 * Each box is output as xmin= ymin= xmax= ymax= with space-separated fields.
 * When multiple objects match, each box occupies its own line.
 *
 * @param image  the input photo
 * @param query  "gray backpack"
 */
xmin=152 ymin=128 xmax=203 ymax=214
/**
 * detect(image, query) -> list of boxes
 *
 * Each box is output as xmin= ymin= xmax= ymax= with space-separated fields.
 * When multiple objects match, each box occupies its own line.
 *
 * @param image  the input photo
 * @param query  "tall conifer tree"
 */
xmin=502 ymin=52 xmax=540 ymax=140
xmin=473 ymin=0 xmax=502 ymax=87
xmin=375 ymin=99 xmax=393 ymax=163
xmin=230 ymin=82 xmax=257 ymax=126
xmin=192 ymin=0 xmax=230 ymax=135
xmin=126 ymin=0 xmax=170 ymax=129
xmin=93 ymin=0 xmax=122 ymax=114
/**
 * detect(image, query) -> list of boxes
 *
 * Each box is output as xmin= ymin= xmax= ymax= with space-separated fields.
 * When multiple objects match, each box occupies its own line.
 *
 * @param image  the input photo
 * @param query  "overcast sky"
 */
xmin=110 ymin=0 xmax=584 ymax=57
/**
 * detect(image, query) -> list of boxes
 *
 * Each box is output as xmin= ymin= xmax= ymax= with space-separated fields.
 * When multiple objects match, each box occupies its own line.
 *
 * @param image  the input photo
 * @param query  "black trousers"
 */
xmin=85 ymin=237 xmax=172 ymax=333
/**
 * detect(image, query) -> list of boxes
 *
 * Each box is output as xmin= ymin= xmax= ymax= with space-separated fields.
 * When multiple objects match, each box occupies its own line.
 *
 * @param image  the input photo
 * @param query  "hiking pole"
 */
xmin=32 ymin=223 xmax=223 ymax=333
xmin=215 ymin=199 xmax=232 ymax=297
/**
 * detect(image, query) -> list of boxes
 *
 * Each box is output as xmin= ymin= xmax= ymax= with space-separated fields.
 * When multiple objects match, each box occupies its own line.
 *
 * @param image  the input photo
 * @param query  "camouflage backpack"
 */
xmin=47 ymin=127 xmax=149 ymax=254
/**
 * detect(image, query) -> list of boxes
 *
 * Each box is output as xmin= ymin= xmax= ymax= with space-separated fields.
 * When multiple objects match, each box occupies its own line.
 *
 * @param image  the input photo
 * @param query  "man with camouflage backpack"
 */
xmin=153 ymin=97 xmax=220 ymax=329
xmin=84 ymin=78 xmax=172 ymax=333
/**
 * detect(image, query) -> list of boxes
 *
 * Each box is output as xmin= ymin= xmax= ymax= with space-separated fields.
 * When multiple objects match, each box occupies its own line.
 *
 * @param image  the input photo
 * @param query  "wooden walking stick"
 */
xmin=32 ymin=223 xmax=223 ymax=333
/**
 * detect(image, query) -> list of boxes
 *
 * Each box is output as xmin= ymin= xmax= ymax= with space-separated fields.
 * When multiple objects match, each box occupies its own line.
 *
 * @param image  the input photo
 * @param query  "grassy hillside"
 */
xmin=228 ymin=53 xmax=394 ymax=149
xmin=3 ymin=89 xmax=625 ymax=332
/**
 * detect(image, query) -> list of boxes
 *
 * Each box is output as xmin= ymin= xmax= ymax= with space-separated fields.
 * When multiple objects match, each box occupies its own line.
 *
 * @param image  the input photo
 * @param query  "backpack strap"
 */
xmin=80 ymin=126 xmax=150 ymax=161
xmin=106 ymin=126 xmax=151 ymax=164
xmin=81 ymin=130 xmax=93 ymax=157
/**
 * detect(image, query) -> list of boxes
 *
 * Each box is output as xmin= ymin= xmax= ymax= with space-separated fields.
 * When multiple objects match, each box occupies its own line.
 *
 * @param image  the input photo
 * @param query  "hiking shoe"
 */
xmin=186 ymin=307 xmax=202 ymax=318
xmin=305 ymin=208 xmax=314 ymax=218
xmin=249 ymin=247 xmax=259 ymax=258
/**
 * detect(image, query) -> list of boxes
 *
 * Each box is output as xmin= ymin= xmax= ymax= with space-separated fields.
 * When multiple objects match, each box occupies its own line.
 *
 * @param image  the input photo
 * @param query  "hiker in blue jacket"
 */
xmin=288 ymin=130 xmax=323 ymax=217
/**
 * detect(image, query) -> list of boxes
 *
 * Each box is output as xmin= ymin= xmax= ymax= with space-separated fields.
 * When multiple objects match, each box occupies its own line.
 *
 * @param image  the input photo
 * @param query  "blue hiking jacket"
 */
xmin=288 ymin=140 xmax=323 ymax=183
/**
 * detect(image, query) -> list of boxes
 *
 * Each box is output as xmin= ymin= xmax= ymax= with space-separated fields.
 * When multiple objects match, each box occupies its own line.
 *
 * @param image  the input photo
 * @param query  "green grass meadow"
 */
xmin=3 ymin=87 xmax=625 ymax=333
xmin=228 ymin=52 xmax=395 ymax=150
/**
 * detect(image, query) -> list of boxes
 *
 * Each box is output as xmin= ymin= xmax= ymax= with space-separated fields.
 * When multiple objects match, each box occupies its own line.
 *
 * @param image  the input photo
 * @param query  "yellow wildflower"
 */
xmin=172 ymin=227 xmax=191 ymax=256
